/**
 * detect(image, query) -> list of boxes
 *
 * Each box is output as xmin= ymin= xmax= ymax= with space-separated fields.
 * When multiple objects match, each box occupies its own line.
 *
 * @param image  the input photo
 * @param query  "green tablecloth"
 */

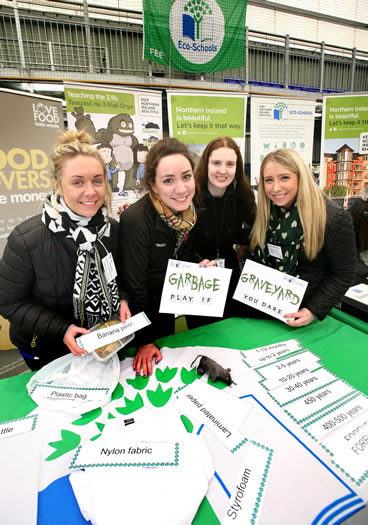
xmin=0 ymin=313 xmax=367 ymax=424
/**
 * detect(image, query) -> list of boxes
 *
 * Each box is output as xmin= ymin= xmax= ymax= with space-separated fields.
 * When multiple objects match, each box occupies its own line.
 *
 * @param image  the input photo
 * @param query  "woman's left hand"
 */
xmin=133 ymin=343 xmax=163 ymax=377
xmin=119 ymin=300 xmax=131 ymax=323
xmin=284 ymin=308 xmax=315 ymax=327
xmin=199 ymin=259 xmax=217 ymax=267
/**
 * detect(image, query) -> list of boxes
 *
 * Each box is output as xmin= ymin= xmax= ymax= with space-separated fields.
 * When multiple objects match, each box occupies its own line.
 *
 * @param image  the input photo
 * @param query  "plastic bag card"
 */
xmin=159 ymin=259 xmax=232 ymax=317
xmin=233 ymin=260 xmax=308 ymax=322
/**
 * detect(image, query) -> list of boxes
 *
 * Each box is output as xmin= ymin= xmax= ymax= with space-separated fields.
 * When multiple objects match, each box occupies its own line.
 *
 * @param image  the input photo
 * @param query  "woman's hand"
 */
xmin=119 ymin=300 xmax=131 ymax=323
xmin=133 ymin=343 xmax=162 ymax=377
xmin=64 ymin=325 xmax=90 ymax=356
xmin=117 ymin=202 xmax=130 ymax=216
xmin=284 ymin=308 xmax=315 ymax=327
xmin=198 ymin=259 xmax=217 ymax=267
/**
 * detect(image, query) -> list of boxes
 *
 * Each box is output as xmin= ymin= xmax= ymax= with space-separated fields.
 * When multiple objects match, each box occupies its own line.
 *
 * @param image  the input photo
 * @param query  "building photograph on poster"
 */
xmin=321 ymin=94 xmax=368 ymax=200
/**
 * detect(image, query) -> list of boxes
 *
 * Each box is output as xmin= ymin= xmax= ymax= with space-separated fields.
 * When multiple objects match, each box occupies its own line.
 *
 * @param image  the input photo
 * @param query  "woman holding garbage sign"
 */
xmin=250 ymin=148 xmax=357 ymax=327
xmin=0 ymin=130 xmax=130 ymax=370
xmin=117 ymin=137 xmax=198 ymax=377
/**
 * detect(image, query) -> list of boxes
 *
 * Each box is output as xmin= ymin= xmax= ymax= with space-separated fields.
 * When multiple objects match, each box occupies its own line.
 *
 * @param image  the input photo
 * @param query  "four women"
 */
xmin=0 ymin=132 xmax=359 ymax=372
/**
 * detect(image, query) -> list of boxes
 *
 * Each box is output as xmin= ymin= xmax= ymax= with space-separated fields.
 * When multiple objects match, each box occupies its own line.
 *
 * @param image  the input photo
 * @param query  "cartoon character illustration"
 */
xmin=133 ymin=144 xmax=149 ymax=185
xmin=71 ymin=107 xmax=139 ymax=191
xmin=96 ymin=143 xmax=120 ymax=192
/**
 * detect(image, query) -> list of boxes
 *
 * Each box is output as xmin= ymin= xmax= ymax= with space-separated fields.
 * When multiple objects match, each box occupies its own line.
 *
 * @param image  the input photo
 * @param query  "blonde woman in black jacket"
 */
xmin=250 ymin=149 xmax=357 ymax=326
xmin=0 ymin=130 xmax=130 ymax=370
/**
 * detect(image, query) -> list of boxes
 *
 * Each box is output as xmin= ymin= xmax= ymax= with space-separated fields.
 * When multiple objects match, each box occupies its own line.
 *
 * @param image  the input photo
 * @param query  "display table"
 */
xmin=1 ymin=313 xmax=367 ymax=524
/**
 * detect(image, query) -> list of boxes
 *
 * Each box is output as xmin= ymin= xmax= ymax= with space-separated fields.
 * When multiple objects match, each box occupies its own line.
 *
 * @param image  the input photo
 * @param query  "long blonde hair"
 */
xmin=50 ymin=129 xmax=112 ymax=212
xmin=250 ymin=149 xmax=326 ymax=260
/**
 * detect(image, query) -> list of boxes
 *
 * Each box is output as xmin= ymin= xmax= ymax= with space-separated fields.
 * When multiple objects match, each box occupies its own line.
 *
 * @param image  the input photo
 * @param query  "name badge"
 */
xmin=102 ymin=253 xmax=117 ymax=283
xmin=215 ymin=258 xmax=225 ymax=268
xmin=267 ymin=243 xmax=283 ymax=259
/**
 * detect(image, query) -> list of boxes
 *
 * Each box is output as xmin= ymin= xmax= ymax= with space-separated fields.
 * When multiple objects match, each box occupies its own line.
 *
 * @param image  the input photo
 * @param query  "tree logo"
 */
xmin=170 ymin=0 xmax=225 ymax=65
xmin=273 ymin=102 xmax=288 ymax=121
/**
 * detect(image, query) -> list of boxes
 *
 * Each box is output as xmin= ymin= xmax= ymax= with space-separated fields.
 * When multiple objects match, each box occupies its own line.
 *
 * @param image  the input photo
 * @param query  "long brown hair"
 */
xmin=195 ymin=137 xmax=254 ymax=223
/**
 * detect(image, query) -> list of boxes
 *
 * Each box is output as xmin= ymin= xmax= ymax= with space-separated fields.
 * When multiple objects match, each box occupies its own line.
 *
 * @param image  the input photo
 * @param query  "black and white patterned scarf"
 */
xmin=42 ymin=194 xmax=120 ymax=328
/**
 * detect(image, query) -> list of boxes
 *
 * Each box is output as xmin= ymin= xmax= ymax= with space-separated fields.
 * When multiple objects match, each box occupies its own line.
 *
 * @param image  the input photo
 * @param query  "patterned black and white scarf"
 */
xmin=42 ymin=194 xmax=120 ymax=328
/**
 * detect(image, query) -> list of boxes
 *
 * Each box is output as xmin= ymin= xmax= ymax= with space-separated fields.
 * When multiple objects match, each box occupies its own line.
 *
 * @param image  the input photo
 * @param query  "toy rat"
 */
xmin=190 ymin=355 xmax=233 ymax=385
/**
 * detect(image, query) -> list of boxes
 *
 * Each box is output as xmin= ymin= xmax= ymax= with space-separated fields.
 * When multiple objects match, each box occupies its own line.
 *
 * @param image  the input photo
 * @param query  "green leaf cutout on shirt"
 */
xmin=72 ymin=407 xmax=102 ymax=426
xmin=115 ymin=393 xmax=144 ymax=415
xmin=126 ymin=375 xmax=150 ymax=390
xmin=111 ymin=383 xmax=124 ymax=400
xmin=146 ymin=383 xmax=173 ymax=407
xmin=46 ymin=430 xmax=81 ymax=461
xmin=181 ymin=367 xmax=201 ymax=385
xmin=155 ymin=366 xmax=178 ymax=383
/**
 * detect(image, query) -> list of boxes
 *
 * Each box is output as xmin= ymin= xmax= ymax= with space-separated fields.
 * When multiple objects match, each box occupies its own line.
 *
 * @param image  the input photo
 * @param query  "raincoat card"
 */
xmin=233 ymin=260 xmax=308 ymax=323
xmin=159 ymin=259 xmax=232 ymax=317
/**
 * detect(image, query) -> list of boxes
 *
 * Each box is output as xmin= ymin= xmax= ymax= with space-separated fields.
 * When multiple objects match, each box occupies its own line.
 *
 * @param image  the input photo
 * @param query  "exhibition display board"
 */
xmin=0 ymin=313 xmax=367 ymax=524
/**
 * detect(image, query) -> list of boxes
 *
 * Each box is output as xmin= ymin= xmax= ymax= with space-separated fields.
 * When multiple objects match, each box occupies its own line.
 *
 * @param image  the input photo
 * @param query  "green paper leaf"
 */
xmin=116 ymin=393 xmax=144 ymax=415
xmin=72 ymin=407 xmax=102 ymax=426
xmin=126 ymin=375 xmax=150 ymax=390
xmin=46 ymin=430 xmax=81 ymax=461
xmin=111 ymin=383 xmax=124 ymax=400
xmin=146 ymin=383 xmax=172 ymax=407
xmin=96 ymin=422 xmax=105 ymax=432
xmin=180 ymin=414 xmax=194 ymax=433
xmin=208 ymin=377 xmax=228 ymax=390
xmin=155 ymin=366 xmax=177 ymax=383
xmin=180 ymin=367 xmax=201 ymax=385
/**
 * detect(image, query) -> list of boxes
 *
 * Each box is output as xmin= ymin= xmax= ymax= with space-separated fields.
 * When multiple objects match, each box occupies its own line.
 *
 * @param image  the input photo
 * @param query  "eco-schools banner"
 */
xmin=143 ymin=0 xmax=246 ymax=73
xmin=320 ymin=93 xmax=368 ymax=198
xmin=167 ymin=91 xmax=247 ymax=164
xmin=0 ymin=89 xmax=64 ymax=257
xmin=65 ymin=84 xmax=162 ymax=218
xmin=250 ymin=96 xmax=315 ymax=185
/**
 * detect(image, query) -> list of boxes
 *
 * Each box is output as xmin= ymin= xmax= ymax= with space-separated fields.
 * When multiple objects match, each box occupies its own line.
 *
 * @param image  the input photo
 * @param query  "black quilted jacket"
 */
xmin=0 ymin=214 xmax=124 ymax=362
xmin=298 ymin=198 xmax=358 ymax=320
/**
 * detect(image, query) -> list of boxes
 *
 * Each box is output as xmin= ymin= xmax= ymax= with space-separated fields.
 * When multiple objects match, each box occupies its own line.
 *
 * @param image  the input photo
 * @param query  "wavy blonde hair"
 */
xmin=250 ymin=149 xmax=326 ymax=260
xmin=50 ymin=129 xmax=112 ymax=212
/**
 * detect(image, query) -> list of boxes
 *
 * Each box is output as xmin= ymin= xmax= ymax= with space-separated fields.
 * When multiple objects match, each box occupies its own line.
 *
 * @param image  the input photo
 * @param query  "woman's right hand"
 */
xmin=133 ymin=343 xmax=162 ymax=377
xmin=64 ymin=325 xmax=89 ymax=356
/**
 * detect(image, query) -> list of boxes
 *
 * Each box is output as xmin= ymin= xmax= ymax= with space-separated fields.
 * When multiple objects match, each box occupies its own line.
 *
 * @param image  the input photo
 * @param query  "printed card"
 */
xmin=256 ymin=350 xmax=321 ymax=383
xmin=0 ymin=415 xmax=37 ymax=440
xmin=175 ymin=380 xmax=252 ymax=451
xmin=76 ymin=312 xmax=150 ymax=353
xmin=222 ymin=441 xmax=274 ymax=525
xmin=302 ymin=393 xmax=368 ymax=442
xmin=284 ymin=381 xmax=356 ymax=424
xmin=241 ymin=339 xmax=303 ymax=368
xmin=70 ymin=440 xmax=179 ymax=469
xmin=233 ymin=260 xmax=308 ymax=323
xmin=320 ymin=410 xmax=368 ymax=484
xmin=159 ymin=259 xmax=232 ymax=317
xmin=267 ymin=368 xmax=337 ymax=406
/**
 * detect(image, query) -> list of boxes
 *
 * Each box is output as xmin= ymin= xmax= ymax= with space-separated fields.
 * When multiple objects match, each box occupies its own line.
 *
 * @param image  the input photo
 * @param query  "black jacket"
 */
xmin=192 ymin=184 xmax=255 ymax=289
xmin=117 ymin=194 xmax=195 ymax=345
xmin=298 ymin=198 xmax=358 ymax=320
xmin=0 ymin=214 xmax=123 ymax=363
